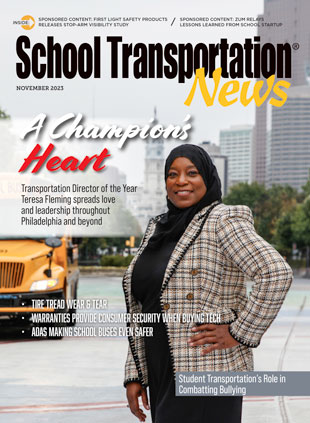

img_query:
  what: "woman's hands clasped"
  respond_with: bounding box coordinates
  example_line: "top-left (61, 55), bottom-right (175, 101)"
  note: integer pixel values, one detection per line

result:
top-left (188, 323), bottom-right (240, 354)
top-left (126, 382), bottom-right (150, 422)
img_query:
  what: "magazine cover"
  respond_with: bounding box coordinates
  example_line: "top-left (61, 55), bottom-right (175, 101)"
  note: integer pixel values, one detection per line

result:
top-left (0, 0), bottom-right (309, 422)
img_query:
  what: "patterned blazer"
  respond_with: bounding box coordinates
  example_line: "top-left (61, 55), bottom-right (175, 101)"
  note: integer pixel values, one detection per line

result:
top-left (122, 202), bottom-right (293, 388)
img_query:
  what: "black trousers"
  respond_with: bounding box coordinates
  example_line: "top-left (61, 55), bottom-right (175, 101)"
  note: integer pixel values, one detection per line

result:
top-left (152, 394), bottom-right (243, 423)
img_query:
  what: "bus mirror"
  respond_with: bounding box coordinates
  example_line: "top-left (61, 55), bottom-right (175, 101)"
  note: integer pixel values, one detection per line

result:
top-left (45, 237), bottom-right (62, 248)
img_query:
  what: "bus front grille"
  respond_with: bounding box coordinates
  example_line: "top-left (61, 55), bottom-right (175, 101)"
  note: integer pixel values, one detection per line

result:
top-left (0, 262), bottom-right (25, 288)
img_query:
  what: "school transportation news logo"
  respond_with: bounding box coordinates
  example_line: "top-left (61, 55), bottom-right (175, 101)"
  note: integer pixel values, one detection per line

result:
top-left (13, 15), bottom-right (35, 30)
top-left (15, 36), bottom-right (293, 108)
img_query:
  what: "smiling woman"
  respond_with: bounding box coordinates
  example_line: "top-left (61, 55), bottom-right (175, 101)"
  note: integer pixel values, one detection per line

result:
top-left (166, 157), bottom-right (207, 208)
top-left (122, 144), bottom-right (292, 423)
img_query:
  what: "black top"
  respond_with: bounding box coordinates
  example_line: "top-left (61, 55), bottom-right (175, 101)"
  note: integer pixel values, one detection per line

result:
top-left (132, 241), bottom-right (177, 422)
top-left (132, 241), bottom-right (177, 314)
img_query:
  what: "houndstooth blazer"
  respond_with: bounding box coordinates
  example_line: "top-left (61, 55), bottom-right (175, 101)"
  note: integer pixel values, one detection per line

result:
top-left (122, 202), bottom-right (293, 388)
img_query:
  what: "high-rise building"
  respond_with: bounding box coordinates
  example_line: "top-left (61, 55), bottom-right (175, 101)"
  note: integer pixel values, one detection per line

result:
top-left (266, 85), bottom-right (310, 190)
top-left (220, 125), bottom-right (253, 189)
top-left (253, 0), bottom-right (310, 184)
top-left (200, 141), bottom-right (228, 196)
top-left (128, 134), bottom-right (166, 231)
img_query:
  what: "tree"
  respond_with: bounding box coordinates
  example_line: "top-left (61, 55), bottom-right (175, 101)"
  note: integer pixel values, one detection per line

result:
top-left (224, 182), bottom-right (299, 248)
top-left (274, 211), bottom-right (295, 256)
top-left (223, 182), bottom-right (267, 212)
top-left (301, 175), bottom-right (310, 198)
top-left (291, 197), bottom-right (310, 275)
top-left (224, 182), bottom-right (298, 243)
top-left (225, 181), bottom-right (310, 268)
top-left (260, 184), bottom-right (298, 242)
top-left (291, 198), bottom-right (310, 247)
top-left (79, 238), bottom-right (107, 262)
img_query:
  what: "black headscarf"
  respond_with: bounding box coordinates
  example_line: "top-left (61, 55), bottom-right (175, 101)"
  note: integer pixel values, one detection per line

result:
top-left (147, 144), bottom-right (222, 249)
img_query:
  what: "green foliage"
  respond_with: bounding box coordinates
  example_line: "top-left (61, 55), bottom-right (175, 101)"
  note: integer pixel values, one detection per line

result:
top-left (287, 258), bottom-right (306, 268)
top-left (302, 176), bottom-right (310, 198)
top-left (273, 211), bottom-right (295, 256)
top-left (223, 182), bottom-right (267, 211)
top-left (100, 255), bottom-right (134, 267)
top-left (291, 198), bottom-right (310, 248)
top-left (0, 108), bottom-right (10, 119)
top-left (79, 238), bottom-right (107, 261)
top-left (258, 185), bottom-right (298, 242)
top-left (224, 182), bottom-right (298, 244)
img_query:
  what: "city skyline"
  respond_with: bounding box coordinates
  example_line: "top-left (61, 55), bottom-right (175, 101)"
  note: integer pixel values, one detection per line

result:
top-left (254, 0), bottom-right (310, 184)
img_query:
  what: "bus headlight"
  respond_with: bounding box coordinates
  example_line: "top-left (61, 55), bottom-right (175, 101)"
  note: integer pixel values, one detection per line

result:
top-left (30, 279), bottom-right (58, 291)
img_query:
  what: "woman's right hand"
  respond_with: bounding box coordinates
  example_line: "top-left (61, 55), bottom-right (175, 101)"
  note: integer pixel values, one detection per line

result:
top-left (126, 382), bottom-right (150, 422)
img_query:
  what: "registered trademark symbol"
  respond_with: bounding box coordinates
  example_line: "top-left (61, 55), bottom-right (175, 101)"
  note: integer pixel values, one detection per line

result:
top-left (292, 43), bottom-right (300, 50)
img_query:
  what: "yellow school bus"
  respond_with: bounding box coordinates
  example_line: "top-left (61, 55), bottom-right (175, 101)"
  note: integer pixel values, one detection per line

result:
top-left (0, 236), bottom-right (79, 333)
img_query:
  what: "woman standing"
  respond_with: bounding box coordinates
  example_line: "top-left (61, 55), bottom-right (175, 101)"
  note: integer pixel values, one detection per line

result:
top-left (123, 144), bottom-right (292, 423)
